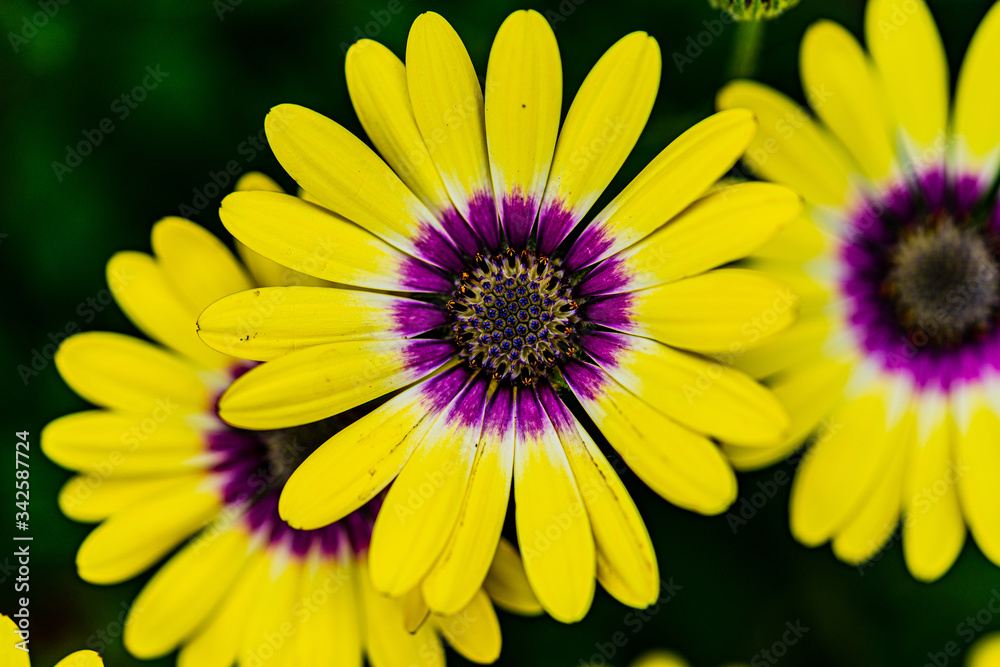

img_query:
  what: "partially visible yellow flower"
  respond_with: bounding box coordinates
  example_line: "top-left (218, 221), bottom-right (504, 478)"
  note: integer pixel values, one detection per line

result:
top-left (2, 615), bottom-right (103, 667)
top-left (969, 633), bottom-right (1000, 666)
top-left (718, 0), bottom-right (1000, 582)
top-left (42, 173), bottom-right (532, 666)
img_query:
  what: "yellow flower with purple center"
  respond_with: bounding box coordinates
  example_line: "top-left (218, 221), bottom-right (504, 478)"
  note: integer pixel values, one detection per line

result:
top-left (717, 0), bottom-right (1000, 580)
top-left (42, 174), bottom-right (535, 666)
top-left (198, 10), bottom-right (800, 622)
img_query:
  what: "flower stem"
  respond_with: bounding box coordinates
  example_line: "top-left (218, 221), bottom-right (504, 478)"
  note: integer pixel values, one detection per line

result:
top-left (727, 19), bottom-right (765, 79)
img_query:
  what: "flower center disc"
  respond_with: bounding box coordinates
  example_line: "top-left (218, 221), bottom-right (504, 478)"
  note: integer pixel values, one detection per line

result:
top-left (449, 249), bottom-right (579, 384)
top-left (886, 221), bottom-right (1000, 346)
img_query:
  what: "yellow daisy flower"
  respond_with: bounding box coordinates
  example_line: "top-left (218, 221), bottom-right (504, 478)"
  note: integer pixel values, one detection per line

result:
top-left (42, 173), bottom-right (534, 666)
top-left (969, 633), bottom-right (1000, 666)
top-left (197, 10), bottom-right (801, 623)
top-left (2, 615), bottom-right (103, 667)
top-left (717, 0), bottom-right (1000, 580)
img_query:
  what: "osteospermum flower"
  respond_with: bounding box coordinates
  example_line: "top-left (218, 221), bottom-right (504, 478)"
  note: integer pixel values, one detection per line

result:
top-left (198, 10), bottom-right (800, 622)
top-left (41, 174), bottom-right (534, 666)
top-left (3, 615), bottom-right (103, 667)
top-left (717, 0), bottom-right (1000, 580)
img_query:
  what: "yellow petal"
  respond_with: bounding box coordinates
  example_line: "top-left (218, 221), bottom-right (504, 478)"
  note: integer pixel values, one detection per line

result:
top-left (264, 103), bottom-right (458, 269)
top-left (218, 339), bottom-right (455, 430)
top-left (566, 109), bottom-right (757, 270)
top-left (591, 269), bottom-right (797, 354)
top-left (730, 315), bottom-right (833, 380)
top-left (198, 286), bottom-right (444, 361)
top-left (358, 558), bottom-right (445, 667)
top-left (750, 212), bottom-right (830, 263)
top-left (107, 251), bottom-right (229, 368)
top-left (482, 538), bottom-right (543, 616)
top-left (220, 191), bottom-right (452, 293)
top-left (564, 361), bottom-right (736, 515)
top-left (514, 387), bottom-right (595, 623)
top-left (407, 12), bottom-right (497, 247)
top-left (124, 527), bottom-right (250, 658)
top-left (632, 652), bottom-right (691, 667)
top-left (724, 359), bottom-right (851, 471)
top-left (369, 376), bottom-right (488, 596)
top-left (800, 21), bottom-right (894, 180)
top-left (585, 331), bottom-right (789, 448)
top-left (150, 217), bottom-right (254, 315)
top-left (42, 411), bottom-right (204, 476)
top-left (177, 550), bottom-right (267, 667)
top-left (235, 240), bottom-right (332, 289)
top-left (76, 476), bottom-right (220, 584)
top-left (238, 556), bottom-right (302, 667)
top-left (59, 475), bottom-right (197, 523)
top-left (903, 403), bottom-right (965, 581)
top-left (280, 368), bottom-right (468, 529)
top-left (716, 80), bottom-right (854, 206)
top-left (293, 559), bottom-right (362, 667)
top-left (543, 385), bottom-right (658, 608)
top-left (55, 331), bottom-right (207, 414)
top-left (485, 10), bottom-right (561, 247)
top-left (235, 171), bottom-right (284, 193)
top-left (958, 398), bottom-right (1000, 566)
top-left (789, 393), bottom-right (901, 546)
top-left (579, 182), bottom-right (802, 295)
top-left (832, 437), bottom-right (905, 565)
top-left (537, 32), bottom-right (660, 253)
top-left (422, 387), bottom-right (515, 615)
top-left (346, 39), bottom-right (452, 214)
top-left (2, 615), bottom-right (31, 667)
top-left (434, 590), bottom-right (501, 664)
top-left (954, 1), bottom-right (1000, 170)
top-left (54, 652), bottom-right (104, 667)
top-left (865, 0), bottom-right (948, 149)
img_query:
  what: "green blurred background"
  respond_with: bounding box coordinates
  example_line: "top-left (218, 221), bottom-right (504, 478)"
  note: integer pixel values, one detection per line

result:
top-left (4, 0), bottom-right (1000, 665)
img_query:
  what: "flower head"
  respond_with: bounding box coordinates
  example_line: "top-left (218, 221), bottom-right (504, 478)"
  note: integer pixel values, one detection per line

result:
top-left (709, 0), bottom-right (800, 21)
top-left (200, 10), bottom-right (799, 622)
top-left (717, 0), bottom-right (1000, 580)
top-left (42, 174), bottom-right (530, 665)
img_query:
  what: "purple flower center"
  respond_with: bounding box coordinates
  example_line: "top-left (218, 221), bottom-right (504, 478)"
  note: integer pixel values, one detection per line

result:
top-left (447, 248), bottom-right (580, 383)
top-left (209, 366), bottom-right (378, 556)
top-left (839, 169), bottom-right (1000, 391)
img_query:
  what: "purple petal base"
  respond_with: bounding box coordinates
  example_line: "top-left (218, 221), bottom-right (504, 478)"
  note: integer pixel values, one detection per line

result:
top-left (537, 201), bottom-right (577, 256)
top-left (500, 190), bottom-right (539, 250)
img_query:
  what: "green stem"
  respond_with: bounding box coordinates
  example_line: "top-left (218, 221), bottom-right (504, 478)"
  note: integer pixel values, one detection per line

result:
top-left (727, 19), bottom-right (765, 79)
